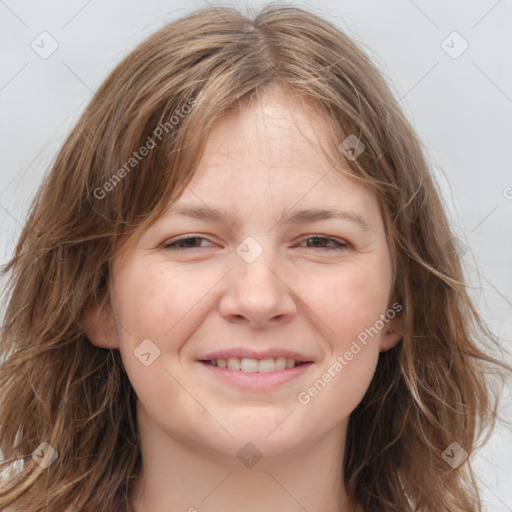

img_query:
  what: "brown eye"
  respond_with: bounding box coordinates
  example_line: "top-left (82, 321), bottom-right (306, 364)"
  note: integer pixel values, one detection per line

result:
top-left (163, 235), bottom-right (214, 251)
top-left (299, 235), bottom-right (349, 250)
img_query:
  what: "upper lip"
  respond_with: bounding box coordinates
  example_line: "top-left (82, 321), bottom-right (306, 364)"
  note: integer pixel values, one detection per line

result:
top-left (200, 348), bottom-right (314, 362)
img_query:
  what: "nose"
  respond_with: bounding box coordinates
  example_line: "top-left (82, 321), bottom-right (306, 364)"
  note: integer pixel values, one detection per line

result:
top-left (218, 242), bottom-right (298, 327)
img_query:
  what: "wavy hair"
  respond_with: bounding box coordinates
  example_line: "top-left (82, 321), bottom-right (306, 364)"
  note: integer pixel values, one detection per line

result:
top-left (0, 4), bottom-right (509, 511)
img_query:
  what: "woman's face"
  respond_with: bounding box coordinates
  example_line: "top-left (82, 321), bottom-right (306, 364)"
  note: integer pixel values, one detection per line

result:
top-left (89, 92), bottom-right (402, 465)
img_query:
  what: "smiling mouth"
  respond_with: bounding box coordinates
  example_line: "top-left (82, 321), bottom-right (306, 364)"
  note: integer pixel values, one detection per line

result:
top-left (200, 357), bottom-right (310, 373)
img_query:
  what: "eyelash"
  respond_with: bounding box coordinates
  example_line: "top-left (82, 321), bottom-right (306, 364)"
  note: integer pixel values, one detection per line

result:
top-left (162, 235), bottom-right (349, 252)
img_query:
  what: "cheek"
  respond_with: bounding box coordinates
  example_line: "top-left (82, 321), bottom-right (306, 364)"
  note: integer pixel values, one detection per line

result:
top-left (307, 259), bottom-right (392, 349)
top-left (109, 265), bottom-right (196, 423)
top-left (111, 261), bottom-right (205, 340)
top-left (294, 260), bottom-right (391, 425)
top-left (110, 261), bottom-right (223, 391)
top-left (108, 263), bottom-right (181, 379)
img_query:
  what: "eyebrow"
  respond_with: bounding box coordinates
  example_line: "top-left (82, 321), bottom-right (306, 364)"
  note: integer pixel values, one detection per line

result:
top-left (163, 205), bottom-right (371, 231)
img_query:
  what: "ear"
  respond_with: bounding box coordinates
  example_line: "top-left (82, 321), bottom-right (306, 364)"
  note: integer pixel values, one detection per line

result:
top-left (80, 294), bottom-right (120, 349)
top-left (378, 300), bottom-right (404, 352)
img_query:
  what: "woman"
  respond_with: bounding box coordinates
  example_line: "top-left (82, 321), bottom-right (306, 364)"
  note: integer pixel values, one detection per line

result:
top-left (0, 5), bottom-right (508, 511)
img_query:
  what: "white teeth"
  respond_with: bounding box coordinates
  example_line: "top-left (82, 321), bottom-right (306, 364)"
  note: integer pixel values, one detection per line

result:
top-left (227, 358), bottom-right (240, 371)
top-left (275, 357), bottom-right (287, 370)
top-left (210, 357), bottom-right (304, 373)
top-left (258, 358), bottom-right (275, 373)
top-left (240, 358), bottom-right (259, 372)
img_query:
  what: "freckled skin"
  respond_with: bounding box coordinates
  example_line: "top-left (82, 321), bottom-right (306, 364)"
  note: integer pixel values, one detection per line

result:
top-left (88, 91), bottom-right (403, 512)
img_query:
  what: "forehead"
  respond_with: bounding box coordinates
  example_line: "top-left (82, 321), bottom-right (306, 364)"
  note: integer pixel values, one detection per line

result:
top-left (173, 92), bottom-right (379, 220)
top-left (199, 92), bottom-right (334, 173)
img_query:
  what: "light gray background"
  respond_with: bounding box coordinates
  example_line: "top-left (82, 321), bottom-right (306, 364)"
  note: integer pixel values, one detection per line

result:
top-left (1, 0), bottom-right (511, 510)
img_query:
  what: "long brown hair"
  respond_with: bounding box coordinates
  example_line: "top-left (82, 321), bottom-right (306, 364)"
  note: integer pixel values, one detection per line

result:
top-left (0, 5), bottom-right (509, 511)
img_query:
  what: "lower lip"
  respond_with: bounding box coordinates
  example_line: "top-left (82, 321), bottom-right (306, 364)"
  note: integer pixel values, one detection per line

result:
top-left (198, 361), bottom-right (313, 390)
